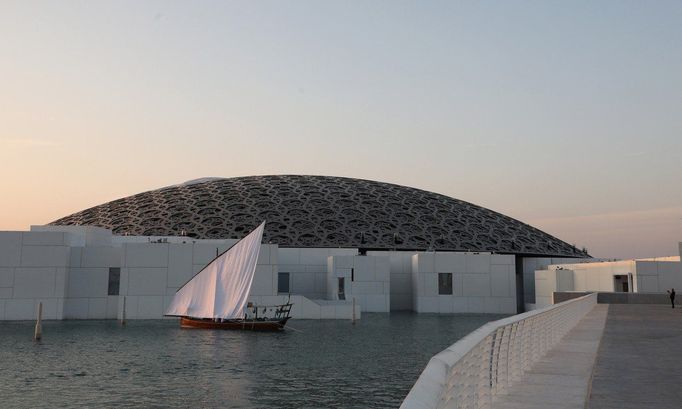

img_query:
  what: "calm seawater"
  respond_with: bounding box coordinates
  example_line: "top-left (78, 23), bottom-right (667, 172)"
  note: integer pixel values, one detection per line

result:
top-left (0, 313), bottom-right (502, 408)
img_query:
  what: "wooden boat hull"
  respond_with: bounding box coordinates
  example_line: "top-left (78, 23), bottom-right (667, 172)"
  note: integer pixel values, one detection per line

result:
top-left (180, 316), bottom-right (290, 331)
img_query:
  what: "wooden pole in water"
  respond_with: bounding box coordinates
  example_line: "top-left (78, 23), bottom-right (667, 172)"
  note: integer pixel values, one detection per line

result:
top-left (120, 296), bottom-right (127, 326)
top-left (34, 302), bottom-right (42, 341)
top-left (352, 297), bottom-right (356, 325)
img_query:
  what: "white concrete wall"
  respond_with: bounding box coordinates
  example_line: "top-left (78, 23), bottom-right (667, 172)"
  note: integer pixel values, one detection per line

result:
top-left (118, 240), bottom-right (278, 319)
top-left (278, 247), bottom-right (357, 299)
top-left (0, 231), bottom-right (72, 320)
top-left (522, 257), bottom-right (598, 305)
top-left (634, 260), bottom-right (682, 292)
top-left (64, 245), bottom-right (121, 319)
top-left (534, 258), bottom-right (682, 307)
top-left (368, 251), bottom-right (414, 310)
top-left (328, 255), bottom-right (390, 312)
top-left (32, 225), bottom-right (113, 247)
top-left (411, 252), bottom-right (516, 314)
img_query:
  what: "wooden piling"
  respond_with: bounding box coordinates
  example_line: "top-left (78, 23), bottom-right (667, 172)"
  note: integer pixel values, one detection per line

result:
top-left (120, 296), bottom-right (127, 326)
top-left (352, 297), bottom-right (356, 325)
top-left (34, 302), bottom-right (42, 341)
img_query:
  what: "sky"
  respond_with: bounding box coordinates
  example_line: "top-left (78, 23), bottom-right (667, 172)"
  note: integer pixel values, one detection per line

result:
top-left (1, 1), bottom-right (681, 259)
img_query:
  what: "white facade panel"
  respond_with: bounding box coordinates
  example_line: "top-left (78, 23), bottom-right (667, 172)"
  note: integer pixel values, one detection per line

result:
top-left (423, 273), bottom-right (438, 295)
top-left (638, 275), bottom-right (659, 292)
top-left (300, 248), bottom-right (332, 265)
top-left (167, 244), bottom-right (194, 288)
top-left (656, 262), bottom-right (682, 290)
top-left (13, 268), bottom-right (57, 298)
top-left (69, 247), bottom-right (82, 267)
top-left (278, 248), bottom-right (301, 265)
top-left (466, 297), bottom-right (485, 312)
top-left (492, 254), bottom-right (515, 265)
top-left (435, 253), bottom-right (465, 273)
top-left (124, 244), bottom-right (169, 268)
top-left (0, 244), bottom-right (22, 267)
top-left (438, 296), bottom-right (453, 313)
top-left (137, 296), bottom-right (164, 319)
top-left (490, 268), bottom-right (511, 297)
top-left (483, 297), bottom-right (501, 313)
top-left (126, 268), bottom-right (167, 296)
top-left (466, 254), bottom-right (491, 273)
top-left (81, 247), bottom-right (121, 268)
top-left (22, 231), bottom-right (66, 246)
top-left (250, 264), bottom-right (275, 296)
top-left (67, 268), bottom-right (108, 298)
top-left (291, 272), bottom-right (315, 294)
top-left (0, 232), bottom-right (23, 245)
top-left (88, 298), bottom-right (107, 319)
top-left (0, 267), bottom-right (14, 287)
top-left (416, 253), bottom-right (435, 273)
top-left (256, 245), bottom-right (270, 266)
top-left (5, 299), bottom-right (37, 320)
top-left (462, 275), bottom-right (491, 297)
top-left (20, 245), bottom-right (69, 267)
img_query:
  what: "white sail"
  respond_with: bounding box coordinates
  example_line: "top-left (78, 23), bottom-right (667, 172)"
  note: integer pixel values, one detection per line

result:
top-left (165, 222), bottom-right (266, 319)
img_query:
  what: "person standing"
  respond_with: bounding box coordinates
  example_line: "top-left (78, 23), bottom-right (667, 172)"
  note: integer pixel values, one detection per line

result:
top-left (667, 288), bottom-right (676, 309)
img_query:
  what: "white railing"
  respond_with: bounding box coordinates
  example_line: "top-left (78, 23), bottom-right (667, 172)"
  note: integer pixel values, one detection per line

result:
top-left (401, 293), bottom-right (597, 409)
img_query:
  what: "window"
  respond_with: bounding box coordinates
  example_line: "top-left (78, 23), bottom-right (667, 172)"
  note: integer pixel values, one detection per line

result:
top-left (278, 272), bottom-right (290, 294)
top-left (438, 273), bottom-right (453, 295)
top-left (108, 267), bottom-right (120, 295)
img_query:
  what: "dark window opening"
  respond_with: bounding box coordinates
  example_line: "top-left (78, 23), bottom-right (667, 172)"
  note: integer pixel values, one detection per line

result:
top-left (338, 277), bottom-right (346, 300)
top-left (351, 268), bottom-right (354, 282)
top-left (278, 272), bottom-right (290, 294)
top-left (108, 267), bottom-right (120, 296)
top-left (438, 273), bottom-right (453, 295)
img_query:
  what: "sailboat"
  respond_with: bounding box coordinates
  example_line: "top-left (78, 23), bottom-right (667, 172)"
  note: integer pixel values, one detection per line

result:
top-left (165, 221), bottom-right (293, 331)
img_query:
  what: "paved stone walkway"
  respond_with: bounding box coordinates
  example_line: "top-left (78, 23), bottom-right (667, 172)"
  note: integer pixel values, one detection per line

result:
top-left (493, 304), bottom-right (609, 409)
top-left (587, 304), bottom-right (682, 409)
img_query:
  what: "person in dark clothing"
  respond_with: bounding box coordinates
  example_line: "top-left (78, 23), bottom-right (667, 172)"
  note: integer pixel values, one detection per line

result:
top-left (667, 288), bottom-right (675, 309)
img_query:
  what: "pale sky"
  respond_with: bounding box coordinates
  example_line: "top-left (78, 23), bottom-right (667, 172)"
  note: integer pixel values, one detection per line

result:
top-left (1, 1), bottom-right (681, 259)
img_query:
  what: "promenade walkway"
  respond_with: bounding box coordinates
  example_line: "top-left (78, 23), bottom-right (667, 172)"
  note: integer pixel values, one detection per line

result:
top-left (492, 304), bottom-right (608, 409)
top-left (587, 304), bottom-right (682, 409)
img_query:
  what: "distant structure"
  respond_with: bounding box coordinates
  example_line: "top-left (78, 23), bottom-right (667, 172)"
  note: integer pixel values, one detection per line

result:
top-left (1, 175), bottom-right (599, 322)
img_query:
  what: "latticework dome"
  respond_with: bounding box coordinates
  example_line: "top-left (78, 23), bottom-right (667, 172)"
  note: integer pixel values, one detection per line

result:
top-left (50, 175), bottom-right (586, 257)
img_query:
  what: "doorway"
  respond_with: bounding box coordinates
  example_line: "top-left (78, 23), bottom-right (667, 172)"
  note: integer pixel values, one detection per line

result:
top-left (613, 275), bottom-right (630, 292)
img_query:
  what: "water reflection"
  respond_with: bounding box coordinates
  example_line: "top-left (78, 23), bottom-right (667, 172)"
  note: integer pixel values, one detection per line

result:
top-left (0, 313), bottom-right (503, 408)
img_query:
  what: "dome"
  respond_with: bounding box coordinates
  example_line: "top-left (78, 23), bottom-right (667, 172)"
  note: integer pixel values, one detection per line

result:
top-left (50, 175), bottom-right (586, 257)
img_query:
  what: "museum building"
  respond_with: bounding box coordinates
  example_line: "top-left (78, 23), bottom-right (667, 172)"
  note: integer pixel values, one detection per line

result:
top-left (0, 175), bottom-right (639, 321)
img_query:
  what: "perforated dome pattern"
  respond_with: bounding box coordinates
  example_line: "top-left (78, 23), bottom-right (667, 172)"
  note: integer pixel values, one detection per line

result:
top-left (50, 175), bottom-right (586, 257)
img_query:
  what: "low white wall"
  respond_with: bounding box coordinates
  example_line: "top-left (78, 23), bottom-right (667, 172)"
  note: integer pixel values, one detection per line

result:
top-left (401, 293), bottom-right (597, 409)
top-left (534, 259), bottom-right (682, 307)
top-left (522, 257), bottom-right (598, 304)
top-left (412, 252), bottom-right (516, 314)
top-left (327, 255), bottom-right (390, 312)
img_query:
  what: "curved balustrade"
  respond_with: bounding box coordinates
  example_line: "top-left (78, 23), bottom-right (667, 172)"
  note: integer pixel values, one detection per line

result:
top-left (401, 293), bottom-right (597, 409)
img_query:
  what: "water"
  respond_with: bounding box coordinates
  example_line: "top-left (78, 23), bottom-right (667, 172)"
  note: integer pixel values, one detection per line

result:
top-left (0, 313), bottom-right (503, 408)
